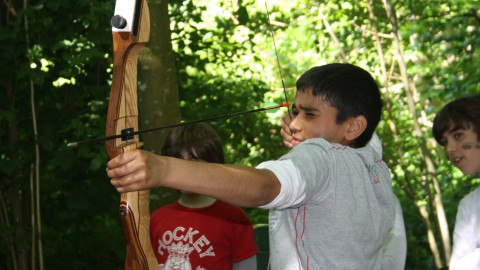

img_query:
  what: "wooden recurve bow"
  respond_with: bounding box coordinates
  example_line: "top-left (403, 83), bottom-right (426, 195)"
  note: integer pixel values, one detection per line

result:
top-left (101, 2), bottom-right (289, 268)
top-left (106, 0), bottom-right (157, 269)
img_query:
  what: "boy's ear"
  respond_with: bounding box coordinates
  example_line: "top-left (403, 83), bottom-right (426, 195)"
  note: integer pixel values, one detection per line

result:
top-left (345, 116), bottom-right (367, 140)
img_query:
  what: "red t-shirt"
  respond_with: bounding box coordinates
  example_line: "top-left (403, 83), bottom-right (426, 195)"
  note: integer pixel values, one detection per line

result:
top-left (150, 200), bottom-right (258, 270)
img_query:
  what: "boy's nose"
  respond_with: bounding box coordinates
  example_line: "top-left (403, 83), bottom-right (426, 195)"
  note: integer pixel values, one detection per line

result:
top-left (445, 141), bottom-right (457, 154)
top-left (289, 117), bottom-right (301, 134)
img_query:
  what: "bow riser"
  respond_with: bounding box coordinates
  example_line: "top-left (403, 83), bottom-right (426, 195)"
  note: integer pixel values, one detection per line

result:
top-left (106, 37), bottom-right (144, 156)
top-left (106, 0), bottom-right (157, 269)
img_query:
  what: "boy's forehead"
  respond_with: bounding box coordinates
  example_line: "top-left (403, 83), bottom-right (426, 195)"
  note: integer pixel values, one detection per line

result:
top-left (293, 92), bottom-right (340, 116)
top-left (295, 90), bottom-right (324, 101)
top-left (294, 92), bottom-right (319, 106)
top-left (443, 121), bottom-right (474, 135)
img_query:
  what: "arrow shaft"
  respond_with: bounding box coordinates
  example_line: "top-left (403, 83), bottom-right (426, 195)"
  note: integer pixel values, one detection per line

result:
top-left (67, 103), bottom-right (289, 147)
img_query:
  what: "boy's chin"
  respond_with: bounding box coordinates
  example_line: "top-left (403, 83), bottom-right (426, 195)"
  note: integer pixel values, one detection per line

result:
top-left (458, 168), bottom-right (479, 177)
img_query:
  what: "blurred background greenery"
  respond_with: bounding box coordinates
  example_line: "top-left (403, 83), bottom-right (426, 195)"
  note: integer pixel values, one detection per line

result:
top-left (1, 0), bottom-right (479, 269)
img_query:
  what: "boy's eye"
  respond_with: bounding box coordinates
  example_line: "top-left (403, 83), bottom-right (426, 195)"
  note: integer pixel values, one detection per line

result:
top-left (453, 132), bottom-right (464, 140)
top-left (440, 139), bottom-right (447, 147)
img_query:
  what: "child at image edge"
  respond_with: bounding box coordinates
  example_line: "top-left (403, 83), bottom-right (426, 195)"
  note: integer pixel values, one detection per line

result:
top-left (432, 95), bottom-right (480, 270)
top-left (107, 63), bottom-right (407, 269)
top-left (149, 123), bottom-right (258, 270)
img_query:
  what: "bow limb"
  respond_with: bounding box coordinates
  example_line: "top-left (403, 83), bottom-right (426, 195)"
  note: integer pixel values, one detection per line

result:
top-left (106, 0), bottom-right (157, 269)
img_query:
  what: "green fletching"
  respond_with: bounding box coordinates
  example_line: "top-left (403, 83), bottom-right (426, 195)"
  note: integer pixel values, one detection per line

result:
top-left (263, 102), bottom-right (280, 114)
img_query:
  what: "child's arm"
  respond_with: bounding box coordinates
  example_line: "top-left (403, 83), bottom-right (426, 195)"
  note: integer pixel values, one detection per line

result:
top-left (107, 149), bottom-right (281, 207)
top-left (450, 199), bottom-right (480, 270)
top-left (381, 197), bottom-right (407, 270)
top-left (233, 255), bottom-right (257, 270)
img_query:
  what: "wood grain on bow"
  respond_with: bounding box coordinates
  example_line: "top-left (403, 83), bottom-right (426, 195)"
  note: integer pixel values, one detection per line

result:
top-left (107, 0), bottom-right (157, 269)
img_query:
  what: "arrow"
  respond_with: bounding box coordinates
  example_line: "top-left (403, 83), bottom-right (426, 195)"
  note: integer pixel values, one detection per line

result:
top-left (67, 102), bottom-right (290, 147)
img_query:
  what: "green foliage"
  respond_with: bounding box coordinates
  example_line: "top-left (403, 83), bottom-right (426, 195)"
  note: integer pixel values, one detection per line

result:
top-left (169, 0), bottom-right (291, 166)
top-left (1, 0), bottom-right (480, 269)
top-left (1, 0), bottom-right (126, 268)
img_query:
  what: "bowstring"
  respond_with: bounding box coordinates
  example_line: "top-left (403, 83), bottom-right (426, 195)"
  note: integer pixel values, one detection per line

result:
top-left (264, 1), bottom-right (292, 119)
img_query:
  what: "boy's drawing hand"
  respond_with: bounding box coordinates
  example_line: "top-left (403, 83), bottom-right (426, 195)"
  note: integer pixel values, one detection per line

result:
top-left (107, 149), bottom-right (159, 193)
top-left (280, 113), bottom-right (294, 148)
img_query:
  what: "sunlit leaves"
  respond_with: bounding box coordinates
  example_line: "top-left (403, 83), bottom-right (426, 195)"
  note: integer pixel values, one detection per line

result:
top-left (2, 0), bottom-right (479, 268)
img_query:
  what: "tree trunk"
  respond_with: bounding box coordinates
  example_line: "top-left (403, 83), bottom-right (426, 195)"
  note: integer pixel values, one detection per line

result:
top-left (24, 0), bottom-right (44, 267)
top-left (138, 0), bottom-right (181, 209)
top-left (138, 0), bottom-right (181, 154)
top-left (380, 0), bottom-right (451, 267)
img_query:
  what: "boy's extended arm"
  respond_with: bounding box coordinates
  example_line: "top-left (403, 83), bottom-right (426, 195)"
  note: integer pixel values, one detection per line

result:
top-left (107, 149), bottom-right (281, 207)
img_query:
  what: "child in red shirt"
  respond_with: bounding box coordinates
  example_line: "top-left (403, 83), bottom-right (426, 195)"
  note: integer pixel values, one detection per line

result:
top-left (149, 123), bottom-right (258, 270)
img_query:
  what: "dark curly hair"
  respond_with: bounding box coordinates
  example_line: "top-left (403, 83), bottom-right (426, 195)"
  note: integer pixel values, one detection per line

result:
top-left (296, 63), bottom-right (383, 148)
top-left (161, 123), bottom-right (225, 164)
top-left (433, 95), bottom-right (480, 145)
